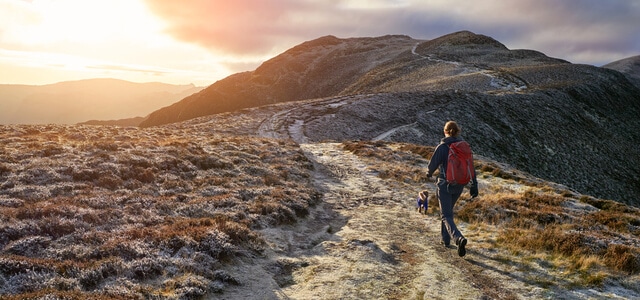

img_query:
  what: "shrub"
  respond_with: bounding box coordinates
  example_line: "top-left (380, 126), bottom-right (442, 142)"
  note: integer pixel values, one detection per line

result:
top-left (38, 217), bottom-right (80, 239)
top-left (127, 257), bottom-right (164, 280)
top-left (0, 163), bottom-right (11, 176)
top-left (187, 154), bottom-right (233, 170)
top-left (198, 230), bottom-right (236, 259)
top-left (580, 197), bottom-right (635, 213)
top-left (4, 236), bottom-right (52, 257)
top-left (398, 143), bottom-right (435, 159)
top-left (79, 258), bottom-right (125, 290)
top-left (96, 175), bottom-right (123, 190)
top-left (40, 144), bottom-right (65, 157)
top-left (343, 140), bottom-right (388, 158)
top-left (251, 200), bottom-right (297, 225)
top-left (164, 274), bottom-right (214, 298)
top-left (604, 244), bottom-right (640, 274)
top-left (120, 166), bottom-right (155, 183)
top-left (93, 141), bottom-right (118, 152)
top-left (264, 174), bottom-right (282, 186)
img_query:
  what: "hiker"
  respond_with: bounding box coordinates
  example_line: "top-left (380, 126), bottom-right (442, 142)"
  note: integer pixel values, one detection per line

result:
top-left (426, 121), bottom-right (478, 257)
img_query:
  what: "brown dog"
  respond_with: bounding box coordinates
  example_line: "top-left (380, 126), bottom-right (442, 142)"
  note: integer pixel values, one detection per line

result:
top-left (416, 190), bottom-right (429, 214)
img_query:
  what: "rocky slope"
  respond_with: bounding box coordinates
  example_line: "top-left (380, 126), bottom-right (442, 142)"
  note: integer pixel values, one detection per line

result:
top-left (141, 31), bottom-right (640, 205)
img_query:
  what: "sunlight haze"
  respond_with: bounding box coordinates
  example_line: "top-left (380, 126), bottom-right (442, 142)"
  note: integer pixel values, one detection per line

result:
top-left (0, 0), bottom-right (638, 86)
top-left (0, 0), bottom-right (242, 86)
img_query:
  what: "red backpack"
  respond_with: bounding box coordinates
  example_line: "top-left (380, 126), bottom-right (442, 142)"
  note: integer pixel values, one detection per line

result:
top-left (446, 141), bottom-right (475, 185)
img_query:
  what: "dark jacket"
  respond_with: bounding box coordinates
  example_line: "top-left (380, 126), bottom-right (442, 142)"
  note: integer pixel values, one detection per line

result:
top-left (427, 136), bottom-right (478, 196)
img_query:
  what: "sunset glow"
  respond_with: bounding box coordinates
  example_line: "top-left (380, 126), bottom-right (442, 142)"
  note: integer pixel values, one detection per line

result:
top-left (0, 0), bottom-right (240, 86)
top-left (1, 0), bottom-right (638, 86)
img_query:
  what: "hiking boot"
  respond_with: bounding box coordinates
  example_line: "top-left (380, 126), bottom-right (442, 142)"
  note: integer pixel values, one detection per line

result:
top-left (456, 237), bottom-right (467, 257)
top-left (440, 240), bottom-right (450, 247)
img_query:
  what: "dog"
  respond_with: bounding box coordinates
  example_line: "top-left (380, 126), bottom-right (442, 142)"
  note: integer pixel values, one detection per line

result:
top-left (416, 190), bottom-right (429, 214)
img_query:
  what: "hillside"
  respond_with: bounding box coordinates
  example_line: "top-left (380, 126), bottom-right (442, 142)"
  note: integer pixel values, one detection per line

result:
top-left (140, 31), bottom-right (640, 205)
top-left (603, 55), bottom-right (640, 82)
top-left (1, 111), bottom-right (639, 299)
top-left (139, 30), bottom-right (571, 127)
top-left (0, 79), bottom-right (203, 125)
top-left (139, 35), bottom-right (420, 128)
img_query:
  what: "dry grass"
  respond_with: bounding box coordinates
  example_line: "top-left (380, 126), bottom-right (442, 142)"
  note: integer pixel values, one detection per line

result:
top-left (343, 140), bottom-right (640, 290)
top-left (342, 141), bottom-right (435, 184)
top-left (0, 124), bottom-right (319, 299)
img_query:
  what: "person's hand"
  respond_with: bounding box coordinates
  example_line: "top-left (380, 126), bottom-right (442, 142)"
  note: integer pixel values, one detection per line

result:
top-left (470, 185), bottom-right (479, 198)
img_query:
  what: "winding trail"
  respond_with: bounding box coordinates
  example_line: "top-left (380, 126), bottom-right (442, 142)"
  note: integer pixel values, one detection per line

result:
top-left (411, 42), bottom-right (527, 92)
top-left (253, 106), bottom-right (518, 298)
top-left (278, 142), bottom-right (484, 299)
top-left (256, 95), bottom-right (369, 143)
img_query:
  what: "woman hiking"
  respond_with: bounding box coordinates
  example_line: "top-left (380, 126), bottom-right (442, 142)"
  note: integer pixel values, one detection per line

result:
top-left (427, 121), bottom-right (478, 257)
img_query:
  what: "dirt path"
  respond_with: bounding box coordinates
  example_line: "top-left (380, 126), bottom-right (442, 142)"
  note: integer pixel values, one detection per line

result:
top-left (287, 142), bottom-right (484, 299)
top-left (222, 141), bottom-right (521, 299)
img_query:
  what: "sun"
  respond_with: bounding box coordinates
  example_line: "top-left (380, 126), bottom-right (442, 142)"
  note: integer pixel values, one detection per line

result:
top-left (0, 0), bottom-right (225, 85)
top-left (15, 0), bottom-right (165, 46)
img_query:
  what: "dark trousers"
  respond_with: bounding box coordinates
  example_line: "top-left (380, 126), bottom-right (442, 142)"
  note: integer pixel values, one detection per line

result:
top-left (436, 179), bottom-right (464, 244)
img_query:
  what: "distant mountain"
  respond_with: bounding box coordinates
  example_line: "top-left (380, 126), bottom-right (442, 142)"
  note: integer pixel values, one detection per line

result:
top-left (139, 30), bottom-right (640, 205)
top-left (0, 78), bottom-right (204, 124)
top-left (77, 116), bottom-right (146, 127)
top-left (603, 55), bottom-right (640, 81)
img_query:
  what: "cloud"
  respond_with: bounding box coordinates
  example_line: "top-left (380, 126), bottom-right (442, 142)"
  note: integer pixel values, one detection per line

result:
top-left (144, 0), bottom-right (315, 56)
top-left (144, 0), bottom-right (639, 66)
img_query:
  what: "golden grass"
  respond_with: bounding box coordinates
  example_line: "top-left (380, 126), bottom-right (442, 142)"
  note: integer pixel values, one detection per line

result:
top-left (344, 140), bottom-right (640, 289)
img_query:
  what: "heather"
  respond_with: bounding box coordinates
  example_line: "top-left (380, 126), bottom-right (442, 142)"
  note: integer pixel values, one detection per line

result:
top-left (0, 124), bottom-right (319, 299)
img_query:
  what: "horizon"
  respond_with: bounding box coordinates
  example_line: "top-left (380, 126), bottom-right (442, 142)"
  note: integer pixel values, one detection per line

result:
top-left (1, 0), bottom-right (639, 87)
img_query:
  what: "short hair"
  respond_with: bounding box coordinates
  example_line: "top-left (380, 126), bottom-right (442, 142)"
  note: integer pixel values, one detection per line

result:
top-left (444, 121), bottom-right (461, 137)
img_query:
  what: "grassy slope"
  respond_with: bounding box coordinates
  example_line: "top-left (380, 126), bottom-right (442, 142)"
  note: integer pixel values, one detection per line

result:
top-left (0, 124), bottom-right (318, 299)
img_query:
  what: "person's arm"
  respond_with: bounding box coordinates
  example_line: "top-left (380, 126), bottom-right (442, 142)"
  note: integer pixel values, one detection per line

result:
top-left (470, 162), bottom-right (479, 197)
top-left (427, 144), bottom-right (446, 178)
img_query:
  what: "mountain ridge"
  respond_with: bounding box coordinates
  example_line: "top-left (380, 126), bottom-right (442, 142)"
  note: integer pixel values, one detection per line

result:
top-left (139, 30), bottom-right (576, 128)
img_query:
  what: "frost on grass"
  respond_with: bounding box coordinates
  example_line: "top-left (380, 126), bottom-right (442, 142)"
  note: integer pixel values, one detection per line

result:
top-left (0, 124), bottom-right (319, 299)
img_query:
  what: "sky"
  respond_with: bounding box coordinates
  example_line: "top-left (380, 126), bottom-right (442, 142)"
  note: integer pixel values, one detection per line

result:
top-left (0, 0), bottom-right (638, 87)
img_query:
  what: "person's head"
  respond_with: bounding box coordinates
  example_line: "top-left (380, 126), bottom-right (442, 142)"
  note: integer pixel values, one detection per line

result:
top-left (444, 121), bottom-right (460, 137)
